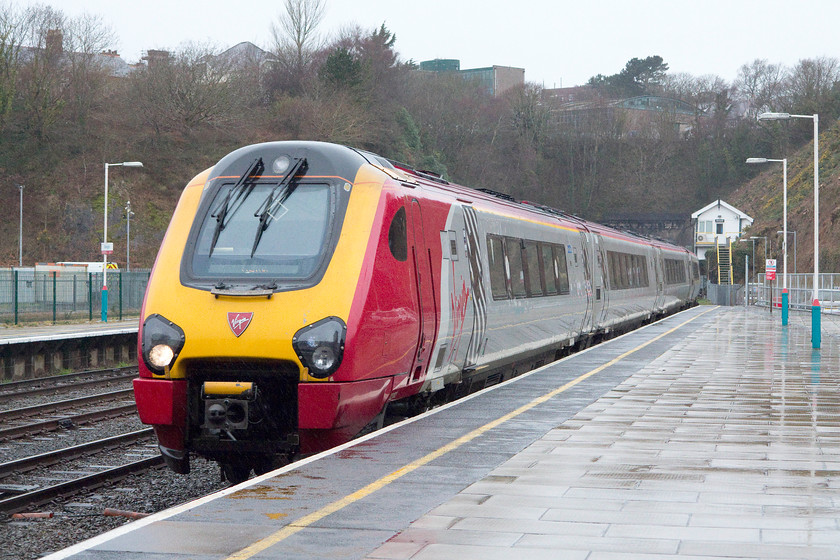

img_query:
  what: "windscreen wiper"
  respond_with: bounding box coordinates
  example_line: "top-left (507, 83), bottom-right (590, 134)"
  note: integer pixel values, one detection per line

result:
top-left (249, 157), bottom-right (308, 258)
top-left (208, 157), bottom-right (264, 257)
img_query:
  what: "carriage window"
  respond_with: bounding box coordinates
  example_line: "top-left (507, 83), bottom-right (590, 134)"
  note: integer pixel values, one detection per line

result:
top-left (488, 235), bottom-right (508, 300)
top-left (554, 245), bottom-right (570, 294)
top-left (506, 238), bottom-right (527, 298)
top-left (388, 207), bottom-right (407, 261)
top-left (524, 241), bottom-right (542, 296)
top-left (541, 244), bottom-right (557, 295)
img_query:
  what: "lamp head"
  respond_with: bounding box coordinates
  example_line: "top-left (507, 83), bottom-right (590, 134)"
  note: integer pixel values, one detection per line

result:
top-left (758, 112), bottom-right (791, 121)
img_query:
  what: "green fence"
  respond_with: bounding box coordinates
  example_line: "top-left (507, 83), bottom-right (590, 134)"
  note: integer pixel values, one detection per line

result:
top-left (0, 269), bottom-right (150, 324)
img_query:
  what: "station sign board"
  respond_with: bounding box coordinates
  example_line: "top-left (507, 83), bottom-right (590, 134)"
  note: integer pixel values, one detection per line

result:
top-left (101, 242), bottom-right (114, 255)
top-left (766, 259), bottom-right (776, 281)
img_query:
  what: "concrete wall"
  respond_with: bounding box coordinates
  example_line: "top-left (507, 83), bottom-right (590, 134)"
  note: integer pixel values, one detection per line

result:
top-left (0, 332), bottom-right (136, 380)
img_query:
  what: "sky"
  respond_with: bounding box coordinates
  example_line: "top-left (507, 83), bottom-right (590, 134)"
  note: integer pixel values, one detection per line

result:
top-left (27, 0), bottom-right (840, 88)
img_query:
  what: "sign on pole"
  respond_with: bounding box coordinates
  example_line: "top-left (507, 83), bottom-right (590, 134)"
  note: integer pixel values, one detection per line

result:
top-left (766, 259), bottom-right (777, 281)
top-left (101, 242), bottom-right (114, 255)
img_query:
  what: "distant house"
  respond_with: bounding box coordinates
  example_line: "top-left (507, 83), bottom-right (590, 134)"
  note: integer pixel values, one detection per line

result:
top-left (19, 29), bottom-right (134, 78)
top-left (418, 59), bottom-right (525, 97)
top-left (691, 200), bottom-right (753, 260)
top-left (545, 88), bottom-right (700, 138)
top-left (210, 41), bottom-right (275, 73)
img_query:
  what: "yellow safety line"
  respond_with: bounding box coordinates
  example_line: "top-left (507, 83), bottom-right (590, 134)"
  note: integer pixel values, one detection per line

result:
top-left (226, 306), bottom-right (717, 560)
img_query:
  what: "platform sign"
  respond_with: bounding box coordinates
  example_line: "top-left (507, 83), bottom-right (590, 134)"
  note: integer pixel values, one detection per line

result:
top-left (766, 259), bottom-right (776, 281)
top-left (100, 242), bottom-right (113, 255)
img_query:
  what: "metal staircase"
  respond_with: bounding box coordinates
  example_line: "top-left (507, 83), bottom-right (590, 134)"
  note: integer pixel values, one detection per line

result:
top-left (716, 239), bottom-right (733, 285)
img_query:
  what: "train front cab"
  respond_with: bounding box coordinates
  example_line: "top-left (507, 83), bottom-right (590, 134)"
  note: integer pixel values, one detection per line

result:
top-left (135, 143), bottom-right (436, 480)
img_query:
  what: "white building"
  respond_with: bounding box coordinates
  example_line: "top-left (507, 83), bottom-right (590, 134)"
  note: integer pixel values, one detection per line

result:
top-left (691, 200), bottom-right (753, 260)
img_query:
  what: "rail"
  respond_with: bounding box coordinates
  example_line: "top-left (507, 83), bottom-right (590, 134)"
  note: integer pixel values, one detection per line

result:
top-left (748, 273), bottom-right (840, 312)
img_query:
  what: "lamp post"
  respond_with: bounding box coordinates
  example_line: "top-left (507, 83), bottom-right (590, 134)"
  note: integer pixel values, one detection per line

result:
top-left (777, 230), bottom-right (797, 275)
top-left (747, 237), bottom-right (758, 304)
top-left (750, 236), bottom-right (768, 308)
top-left (125, 200), bottom-right (134, 272)
top-left (103, 161), bottom-right (143, 322)
top-left (747, 157), bottom-right (788, 324)
top-left (17, 184), bottom-right (23, 267)
top-left (759, 111), bottom-right (820, 348)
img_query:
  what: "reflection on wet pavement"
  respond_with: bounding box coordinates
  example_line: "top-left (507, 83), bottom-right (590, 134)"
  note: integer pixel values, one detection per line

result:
top-left (374, 307), bottom-right (840, 559)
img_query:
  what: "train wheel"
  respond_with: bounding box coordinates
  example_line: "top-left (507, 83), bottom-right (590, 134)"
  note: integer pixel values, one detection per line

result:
top-left (221, 460), bottom-right (251, 485)
top-left (253, 454), bottom-right (289, 476)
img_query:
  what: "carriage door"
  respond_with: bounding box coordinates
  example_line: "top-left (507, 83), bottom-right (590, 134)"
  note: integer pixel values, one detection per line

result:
top-left (593, 233), bottom-right (608, 328)
top-left (654, 246), bottom-right (665, 310)
top-left (409, 199), bottom-right (437, 383)
top-left (578, 231), bottom-right (593, 334)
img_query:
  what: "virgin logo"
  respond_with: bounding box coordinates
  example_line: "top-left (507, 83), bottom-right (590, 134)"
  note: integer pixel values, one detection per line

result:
top-left (227, 312), bottom-right (253, 337)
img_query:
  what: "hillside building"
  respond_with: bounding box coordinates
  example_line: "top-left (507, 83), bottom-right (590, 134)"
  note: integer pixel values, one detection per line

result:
top-left (691, 200), bottom-right (753, 260)
top-left (419, 59), bottom-right (525, 96)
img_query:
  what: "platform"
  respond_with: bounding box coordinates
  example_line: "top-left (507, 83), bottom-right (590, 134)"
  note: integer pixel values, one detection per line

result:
top-left (0, 319), bottom-right (138, 380)
top-left (45, 305), bottom-right (840, 559)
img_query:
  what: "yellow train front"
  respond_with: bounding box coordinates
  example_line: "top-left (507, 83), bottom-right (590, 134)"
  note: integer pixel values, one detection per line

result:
top-left (134, 141), bottom-right (425, 482)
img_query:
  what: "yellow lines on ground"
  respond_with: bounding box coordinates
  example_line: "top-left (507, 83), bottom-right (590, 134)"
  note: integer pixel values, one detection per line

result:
top-left (226, 306), bottom-right (717, 560)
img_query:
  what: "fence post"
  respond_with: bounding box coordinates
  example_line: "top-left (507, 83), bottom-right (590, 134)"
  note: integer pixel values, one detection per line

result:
top-left (119, 271), bottom-right (123, 321)
top-left (88, 272), bottom-right (93, 321)
top-left (52, 271), bottom-right (57, 323)
top-left (14, 269), bottom-right (18, 325)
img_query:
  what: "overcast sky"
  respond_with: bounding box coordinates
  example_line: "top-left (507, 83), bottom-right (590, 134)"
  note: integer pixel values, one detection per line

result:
top-left (30, 0), bottom-right (840, 88)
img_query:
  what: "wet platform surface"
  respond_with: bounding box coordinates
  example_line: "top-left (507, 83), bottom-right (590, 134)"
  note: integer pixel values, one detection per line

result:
top-left (45, 306), bottom-right (840, 560)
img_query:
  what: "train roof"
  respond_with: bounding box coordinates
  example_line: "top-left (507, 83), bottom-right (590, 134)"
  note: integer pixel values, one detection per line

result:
top-left (386, 159), bottom-right (692, 256)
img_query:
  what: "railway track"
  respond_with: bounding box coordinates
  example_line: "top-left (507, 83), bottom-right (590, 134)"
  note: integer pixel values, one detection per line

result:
top-left (0, 366), bottom-right (137, 404)
top-left (0, 390), bottom-right (137, 440)
top-left (0, 367), bottom-right (169, 517)
top-left (0, 430), bottom-right (161, 514)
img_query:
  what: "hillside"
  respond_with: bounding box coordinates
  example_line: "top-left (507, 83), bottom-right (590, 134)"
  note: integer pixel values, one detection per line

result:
top-left (730, 117), bottom-right (840, 274)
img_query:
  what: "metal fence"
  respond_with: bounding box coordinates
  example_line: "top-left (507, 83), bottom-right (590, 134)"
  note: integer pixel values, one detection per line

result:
top-left (750, 273), bottom-right (840, 313)
top-left (0, 269), bottom-right (150, 324)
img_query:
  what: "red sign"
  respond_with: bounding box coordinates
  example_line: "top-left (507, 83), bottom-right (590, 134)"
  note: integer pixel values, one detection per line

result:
top-left (767, 269), bottom-right (776, 281)
top-left (227, 312), bottom-right (253, 337)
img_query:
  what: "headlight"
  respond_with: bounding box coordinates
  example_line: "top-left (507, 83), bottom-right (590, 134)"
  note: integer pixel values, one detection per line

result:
top-left (142, 314), bottom-right (186, 374)
top-left (292, 317), bottom-right (346, 378)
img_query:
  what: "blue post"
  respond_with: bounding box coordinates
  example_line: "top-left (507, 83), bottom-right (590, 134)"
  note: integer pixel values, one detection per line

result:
top-left (101, 285), bottom-right (108, 323)
top-left (782, 289), bottom-right (789, 326)
top-left (812, 299), bottom-right (821, 349)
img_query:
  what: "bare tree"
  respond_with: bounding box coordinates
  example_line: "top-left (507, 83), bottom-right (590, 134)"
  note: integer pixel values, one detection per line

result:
top-left (734, 59), bottom-right (785, 118)
top-left (63, 12), bottom-right (115, 130)
top-left (128, 43), bottom-right (249, 136)
top-left (783, 56), bottom-right (840, 115)
top-left (268, 0), bottom-right (327, 94)
top-left (0, 2), bottom-right (26, 131)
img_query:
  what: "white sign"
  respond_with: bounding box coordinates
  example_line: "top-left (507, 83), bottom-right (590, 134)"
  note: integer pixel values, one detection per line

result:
top-left (101, 242), bottom-right (114, 255)
top-left (766, 259), bottom-right (776, 270)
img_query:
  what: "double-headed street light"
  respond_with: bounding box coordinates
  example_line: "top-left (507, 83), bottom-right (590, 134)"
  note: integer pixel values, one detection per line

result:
top-left (103, 161), bottom-right (143, 322)
top-left (747, 157), bottom-right (788, 325)
top-left (758, 112), bottom-right (820, 348)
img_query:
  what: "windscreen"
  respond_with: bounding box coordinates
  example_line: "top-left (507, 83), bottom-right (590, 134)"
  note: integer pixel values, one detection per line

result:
top-left (190, 182), bottom-right (333, 279)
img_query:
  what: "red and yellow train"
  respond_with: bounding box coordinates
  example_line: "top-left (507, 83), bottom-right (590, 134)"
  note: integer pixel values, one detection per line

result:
top-left (134, 141), bottom-right (699, 482)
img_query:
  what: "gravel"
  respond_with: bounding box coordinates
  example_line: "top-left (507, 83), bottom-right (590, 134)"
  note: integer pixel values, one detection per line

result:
top-left (2, 456), bottom-right (227, 560)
